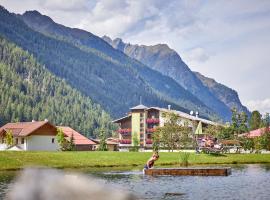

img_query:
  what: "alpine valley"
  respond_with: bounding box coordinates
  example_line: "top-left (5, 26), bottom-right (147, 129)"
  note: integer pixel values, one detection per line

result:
top-left (0, 5), bottom-right (249, 136)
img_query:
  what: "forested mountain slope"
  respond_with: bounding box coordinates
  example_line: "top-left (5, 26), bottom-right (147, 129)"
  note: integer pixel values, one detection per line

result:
top-left (194, 72), bottom-right (249, 114)
top-left (19, 10), bottom-right (220, 120)
top-left (0, 6), bottom-right (188, 118)
top-left (103, 36), bottom-right (236, 121)
top-left (0, 37), bottom-right (114, 137)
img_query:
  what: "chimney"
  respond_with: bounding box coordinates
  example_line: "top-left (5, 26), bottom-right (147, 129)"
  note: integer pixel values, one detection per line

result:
top-left (168, 105), bottom-right (171, 110)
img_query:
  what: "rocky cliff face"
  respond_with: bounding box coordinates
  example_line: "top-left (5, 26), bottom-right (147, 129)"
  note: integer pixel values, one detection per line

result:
top-left (19, 10), bottom-right (221, 120)
top-left (103, 36), bottom-right (235, 121)
top-left (194, 72), bottom-right (249, 114)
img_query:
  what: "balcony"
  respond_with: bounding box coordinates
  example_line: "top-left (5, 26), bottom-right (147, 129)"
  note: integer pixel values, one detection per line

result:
top-left (146, 118), bottom-right (159, 124)
top-left (145, 139), bottom-right (153, 147)
top-left (146, 139), bottom-right (153, 144)
top-left (119, 139), bottom-right (132, 147)
top-left (146, 128), bottom-right (156, 133)
top-left (118, 128), bottom-right (131, 135)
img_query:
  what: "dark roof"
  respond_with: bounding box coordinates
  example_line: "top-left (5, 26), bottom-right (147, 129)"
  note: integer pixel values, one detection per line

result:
top-left (112, 115), bottom-right (131, 123)
top-left (130, 104), bottom-right (148, 110)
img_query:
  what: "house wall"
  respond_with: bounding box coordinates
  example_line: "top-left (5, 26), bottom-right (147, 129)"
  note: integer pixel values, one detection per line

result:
top-left (120, 118), bottom-right (131, 129)
top-left (107, 144), bottom-right (118, 151)
top-left (0, 136), bottom-right (6, 150)
top-left (16, 137), bottom-right (26, 150)
top-left (75, 145), bottom-right (93, 151)
top-left (131, 112), bottom-right (141, 146)
top-left (26, 135), bottom-right (59, 151)
top-left (32, 124), bottom-right (57, 136)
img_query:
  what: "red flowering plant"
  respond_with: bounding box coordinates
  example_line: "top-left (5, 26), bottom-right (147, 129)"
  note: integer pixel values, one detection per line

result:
top-left (146, 128), bottom-right (156, 133)
top-left (118, 128), bottom-right (131, 134)
top-left (146, 118), bottom-right (160, 124)
top-left (119, 139), bottom-right (132, 144)
top-left (146, 139), bottom-right (153, 144)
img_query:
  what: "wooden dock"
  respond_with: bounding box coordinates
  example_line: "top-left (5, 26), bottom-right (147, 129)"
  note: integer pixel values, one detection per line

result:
top-left (144, 167), bottom-right (231, 176)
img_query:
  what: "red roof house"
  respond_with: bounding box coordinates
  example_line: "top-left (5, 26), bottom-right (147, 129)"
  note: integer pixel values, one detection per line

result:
top-left (243, 126), bottom-right (270, 138)
top-left (0, 121), bottom-right (58, 151)
top-left (57, 126), bottom-right (96, 151)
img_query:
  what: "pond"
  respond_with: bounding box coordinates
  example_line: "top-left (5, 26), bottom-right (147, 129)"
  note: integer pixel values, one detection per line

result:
top-left (1, 164), bottom-right (270, 200)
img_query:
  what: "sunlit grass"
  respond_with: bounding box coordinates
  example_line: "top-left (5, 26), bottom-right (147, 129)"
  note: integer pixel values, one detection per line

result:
top-left (0, 151), bottom-right (270, 170)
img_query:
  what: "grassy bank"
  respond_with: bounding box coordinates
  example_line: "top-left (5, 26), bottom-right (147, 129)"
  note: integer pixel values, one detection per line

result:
top-left (0, 151), bottom-right (270, 170)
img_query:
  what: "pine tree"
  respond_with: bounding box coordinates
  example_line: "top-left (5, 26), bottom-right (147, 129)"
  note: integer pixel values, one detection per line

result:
top-left (249, 110), bottom-right (261, 130)
top-left (4, 130), bottom-right (14, 148)
top-left (56, 128), bottom-right (67, 151)
top-left (97, 128), bottom-right (107, 151)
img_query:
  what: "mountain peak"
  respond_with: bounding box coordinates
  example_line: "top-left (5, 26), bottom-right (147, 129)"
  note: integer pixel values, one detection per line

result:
top-left (22, 10), bottom-right (54, 25)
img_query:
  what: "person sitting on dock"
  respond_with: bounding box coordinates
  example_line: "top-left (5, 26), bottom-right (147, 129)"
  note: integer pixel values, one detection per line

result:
top-left (144, 152), bottom-right (159, 170)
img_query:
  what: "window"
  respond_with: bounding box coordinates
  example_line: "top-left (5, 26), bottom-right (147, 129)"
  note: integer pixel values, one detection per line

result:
top-left (15, 138), bottom-right (18, 145)
top-left (140, 113), bottom-right (144, 117)
top-left (21, 138), bottom-right (24, 144)
top-left (52, 138), bottom-right (55, 143)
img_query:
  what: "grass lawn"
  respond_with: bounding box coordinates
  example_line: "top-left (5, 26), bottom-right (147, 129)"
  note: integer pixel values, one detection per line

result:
top-left (0, 151), bottom-right (270, 170)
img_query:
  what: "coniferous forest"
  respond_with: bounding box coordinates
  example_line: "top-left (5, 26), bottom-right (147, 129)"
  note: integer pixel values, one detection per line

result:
top-left (0, 37), bottom-right (114, 137)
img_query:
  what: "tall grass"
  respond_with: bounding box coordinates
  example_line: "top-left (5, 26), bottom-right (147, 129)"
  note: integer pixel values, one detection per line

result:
top-left (179, 152), bottom-right (191, 167)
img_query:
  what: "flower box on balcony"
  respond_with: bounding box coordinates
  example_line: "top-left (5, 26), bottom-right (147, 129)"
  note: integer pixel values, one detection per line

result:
top-left (119, 139), bottom-right (131, 144)
top-left (146, 128), bottom-right (156, 133)
top-left (146, 139), bottom-right (153, 144)
top-left (146, 118), bottom-right (160, 124)
top-left (118, 128), bottom-right (131, 134)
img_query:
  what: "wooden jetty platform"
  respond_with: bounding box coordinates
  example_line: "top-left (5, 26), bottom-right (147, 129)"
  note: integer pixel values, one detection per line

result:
top-left (144, 167), bottom-right (231, 176)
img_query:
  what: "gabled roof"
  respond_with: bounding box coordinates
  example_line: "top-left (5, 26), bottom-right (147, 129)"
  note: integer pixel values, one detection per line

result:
top-left (0, 121), bottom-right (56, 137)
top-left (147, 107), bottom-right (220, 126)
top-left (112, 115), bottom-right (131, 123)
top-left (57, 126), bottom-right (96, 145)
top-left (243, 126), bottom-right (270, 138)
top-left (130, 104), bottom-right (148, 110)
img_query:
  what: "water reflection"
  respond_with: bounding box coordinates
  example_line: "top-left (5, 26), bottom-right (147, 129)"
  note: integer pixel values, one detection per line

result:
top-left (90, 164), bottom-right (270, 200)
top-left (1, 164), bottom-right (270, 200)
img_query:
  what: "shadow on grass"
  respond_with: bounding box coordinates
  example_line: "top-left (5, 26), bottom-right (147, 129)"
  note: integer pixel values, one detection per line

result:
top-left (207, 153), bottom-right (227, 157)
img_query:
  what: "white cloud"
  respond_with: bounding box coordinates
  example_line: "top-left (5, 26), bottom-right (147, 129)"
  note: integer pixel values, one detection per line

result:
top-left (40, 0), bottom-right (89, 11)
top-left (246, 99), bottom-right (270, 114)
top-left (183, 47), bottom-right (209, 64)
top-left (76, 0), bottom-right (160, 38)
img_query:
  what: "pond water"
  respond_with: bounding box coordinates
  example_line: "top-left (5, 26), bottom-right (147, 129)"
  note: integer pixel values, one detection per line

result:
top-left (1, 164), bottom-right (270, 200)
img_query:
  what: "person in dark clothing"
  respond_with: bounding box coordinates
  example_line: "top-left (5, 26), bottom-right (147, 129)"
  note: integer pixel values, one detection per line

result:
top-left (144, 152), bottom-right (159, 170)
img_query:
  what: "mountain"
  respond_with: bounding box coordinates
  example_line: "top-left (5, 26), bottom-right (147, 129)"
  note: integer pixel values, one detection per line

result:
top-left (102, 36), bottom-right (247, 121)
top-left (17, 9), bottom-right (220, 119)
top-left (194, 72), bottom-right (249, 114)
top-left (0, 6), bottom-right (190, 120)
top-left (0, 36), bottom-right (114, 137)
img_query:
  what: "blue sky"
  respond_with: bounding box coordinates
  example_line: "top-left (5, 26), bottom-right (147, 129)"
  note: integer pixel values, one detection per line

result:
top-left (1, 0), bottom-right (270, 114)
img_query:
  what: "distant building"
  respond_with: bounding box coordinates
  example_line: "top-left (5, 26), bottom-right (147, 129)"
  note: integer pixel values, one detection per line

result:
top-left (0, 121), bottom-right (59, 151)
top-left (92, 138), bottom-right (119, 151)
top-left (57, 126), bottom-right (96, 151)
top-left (113, 104), bottom-right (220, 151)
top-left (242, 127), bottom-right (270, 138)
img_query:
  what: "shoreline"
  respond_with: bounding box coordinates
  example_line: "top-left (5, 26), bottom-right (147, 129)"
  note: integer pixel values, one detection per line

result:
top-left (1, 151), bottom-right (270, 171)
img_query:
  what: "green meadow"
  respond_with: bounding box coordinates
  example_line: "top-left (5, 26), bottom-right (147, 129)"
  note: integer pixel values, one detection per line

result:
top-left (1, 151), bottom-right (270, 170)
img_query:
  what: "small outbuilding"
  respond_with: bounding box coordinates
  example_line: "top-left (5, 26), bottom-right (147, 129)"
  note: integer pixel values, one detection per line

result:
top-left (57, 126), bottom-right (96, 151)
